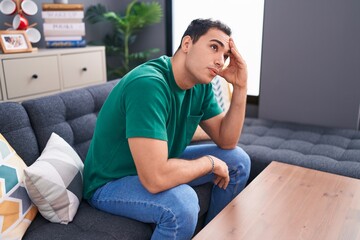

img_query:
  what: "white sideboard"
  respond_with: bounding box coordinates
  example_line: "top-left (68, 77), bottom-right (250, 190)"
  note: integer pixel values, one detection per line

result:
top-left (0, 46), bottom-right (107, 102)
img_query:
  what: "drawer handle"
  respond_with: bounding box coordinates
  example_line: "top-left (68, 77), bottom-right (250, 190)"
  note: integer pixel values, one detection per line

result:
top-left (82, 67), bottom-right (87, 72)
top-left (32, 74), bottom-right (38, 79)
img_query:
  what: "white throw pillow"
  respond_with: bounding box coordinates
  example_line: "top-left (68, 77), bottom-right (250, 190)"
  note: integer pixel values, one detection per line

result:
top-left (24, 132), bottom-right (83, 224)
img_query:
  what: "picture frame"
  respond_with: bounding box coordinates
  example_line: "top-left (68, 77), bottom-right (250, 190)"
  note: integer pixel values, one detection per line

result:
top-left (0, 30), bottom-right (32, 54)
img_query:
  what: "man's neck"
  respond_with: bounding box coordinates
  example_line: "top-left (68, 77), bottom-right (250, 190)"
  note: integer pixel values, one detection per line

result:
top-left (170, 54), bottom-right (195, 90)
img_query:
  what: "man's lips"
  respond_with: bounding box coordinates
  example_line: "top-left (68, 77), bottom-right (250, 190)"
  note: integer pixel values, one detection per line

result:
top-left (208, 68), bottom-right (219, 76)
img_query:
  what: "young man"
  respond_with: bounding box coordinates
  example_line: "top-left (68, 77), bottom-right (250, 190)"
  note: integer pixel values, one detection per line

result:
top-left (83, 18), bottom-right (250, 239)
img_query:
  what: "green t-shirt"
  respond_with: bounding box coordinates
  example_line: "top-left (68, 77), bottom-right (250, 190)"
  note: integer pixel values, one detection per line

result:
top-left (83, 56), bottom-right (222, 199)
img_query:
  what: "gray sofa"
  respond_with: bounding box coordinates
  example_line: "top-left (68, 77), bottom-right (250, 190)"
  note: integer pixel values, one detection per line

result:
top-left (1, 79), bottom-right (360, 239)
top-left (1, 80), bottom-right (211, 240)
top-left (194, 118), bottom-right (360, 183)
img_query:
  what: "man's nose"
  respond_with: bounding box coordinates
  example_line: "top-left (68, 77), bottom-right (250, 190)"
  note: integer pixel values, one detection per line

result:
top-left (215, 55), bottom-right (225, 68)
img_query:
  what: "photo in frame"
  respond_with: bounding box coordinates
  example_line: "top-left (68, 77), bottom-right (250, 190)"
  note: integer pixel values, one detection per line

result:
top-left (0, 30), bottom-right (32, 53)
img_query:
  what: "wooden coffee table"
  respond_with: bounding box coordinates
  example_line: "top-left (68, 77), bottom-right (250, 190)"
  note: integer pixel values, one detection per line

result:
top-left (193, 161), bottom-right (360, 240)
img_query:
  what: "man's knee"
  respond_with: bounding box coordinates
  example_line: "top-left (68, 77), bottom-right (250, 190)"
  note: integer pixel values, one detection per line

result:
top-left (168, 184), bottom-right (199, 219)
top-left (226, 146), bottom-right (251, 171)
top-left (238, 147), bottom-right (251, 173)
top-left (159, 185), bottom-right (199, 237)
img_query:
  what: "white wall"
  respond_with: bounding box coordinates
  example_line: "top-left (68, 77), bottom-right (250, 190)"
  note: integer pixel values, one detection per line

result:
top-left (172, 0), bottom-right (264, 96)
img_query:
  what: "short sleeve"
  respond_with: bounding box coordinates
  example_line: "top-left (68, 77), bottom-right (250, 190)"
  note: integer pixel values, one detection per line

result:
top-left (123, 77), bottom-right (170, 141)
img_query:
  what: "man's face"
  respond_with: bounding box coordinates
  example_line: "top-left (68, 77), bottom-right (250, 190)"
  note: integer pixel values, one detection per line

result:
top-left (184, 28), bottom-right (231, 85)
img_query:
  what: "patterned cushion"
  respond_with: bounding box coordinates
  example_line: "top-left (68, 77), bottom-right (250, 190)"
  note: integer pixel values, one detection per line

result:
top-left (0, 134), bottom-right (38, 239)
top-left (24, 133), bottom-right (83, 224)
top-left (212, 76), bottom-right (231, 111)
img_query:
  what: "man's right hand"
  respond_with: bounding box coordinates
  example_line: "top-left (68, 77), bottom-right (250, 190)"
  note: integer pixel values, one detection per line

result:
top-left (211, 156), bottom-right (230, 189)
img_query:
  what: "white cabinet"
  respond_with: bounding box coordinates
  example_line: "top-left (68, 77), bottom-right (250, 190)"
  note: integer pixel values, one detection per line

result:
top-left (0, 46), bottom-right (106, 102)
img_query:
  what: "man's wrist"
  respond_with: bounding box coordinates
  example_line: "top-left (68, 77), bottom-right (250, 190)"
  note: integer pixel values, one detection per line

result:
top-left (206, 155), bottom-right (215, 174)
top-left (232, 83), bottom-right (247, 92)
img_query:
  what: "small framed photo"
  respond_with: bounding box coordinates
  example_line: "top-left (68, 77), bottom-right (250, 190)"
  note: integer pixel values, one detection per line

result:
top-left (0, 30), bottom-right (32, 54)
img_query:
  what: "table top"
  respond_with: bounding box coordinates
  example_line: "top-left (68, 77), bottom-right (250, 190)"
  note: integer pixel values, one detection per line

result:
top-left (193, 161), bottom-right (360, 240)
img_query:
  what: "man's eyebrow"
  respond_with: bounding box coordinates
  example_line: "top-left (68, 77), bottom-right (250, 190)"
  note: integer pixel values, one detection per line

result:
top-left (210, 39), bottom-right (224, 47)
top-left (210, 39), bottom-right (231, 54)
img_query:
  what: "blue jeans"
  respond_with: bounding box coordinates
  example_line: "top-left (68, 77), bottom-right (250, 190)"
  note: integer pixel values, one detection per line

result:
top-left (89, 144), bottom-right (251, 240)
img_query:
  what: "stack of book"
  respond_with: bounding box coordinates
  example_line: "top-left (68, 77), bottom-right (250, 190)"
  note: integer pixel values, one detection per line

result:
top-left (42, 3), bottom-right (86, 48)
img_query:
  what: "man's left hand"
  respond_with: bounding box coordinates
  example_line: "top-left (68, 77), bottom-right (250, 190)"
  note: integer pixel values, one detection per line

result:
top-left (219, 38), bottom-right (248, 89)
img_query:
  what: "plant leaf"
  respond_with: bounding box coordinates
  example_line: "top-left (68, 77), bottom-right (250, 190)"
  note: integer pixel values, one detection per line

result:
top-left (86, 1), bottom-right (163, 77)
top-left (103, 11), bottom-right (125, 30)
top-left (129, 48), bottom-right (160, 61)
top-left (85, 4), bottom-right (107, 24)
top-left (125, 1), bottom-right (163, 31)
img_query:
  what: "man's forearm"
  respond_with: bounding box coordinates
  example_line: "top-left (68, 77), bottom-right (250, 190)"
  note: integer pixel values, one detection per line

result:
top-left (145, 156), bottom-right (212, 193)
top-left (218, 85), bottom-right (247, 149)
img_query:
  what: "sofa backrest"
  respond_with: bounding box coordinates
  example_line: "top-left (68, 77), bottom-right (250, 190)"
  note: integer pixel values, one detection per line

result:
top-left (0, 102), bottom-right (40, 166)
top-left (22, 80), bottom-right (119, 164)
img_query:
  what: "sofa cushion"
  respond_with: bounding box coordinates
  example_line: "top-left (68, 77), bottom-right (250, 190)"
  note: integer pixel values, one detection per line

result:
top-left (212, 76), bottom-right (231, 111)
top-left (0, 134), bottom-right (38, 239)
top-left (23, 201), bottom-right (153, 240)
top-left (0, 102), bottom-right (39, 166)
top-left (23, 183), bottom-right (211, 240)
top-left (240, 118), bottom-right (360, 181)
top-left (192, 118), bottom-right (360, 182)
top-left (24, 132), bottom-right (84, 224)
top-left (22, 80), bottom-right (119, 162)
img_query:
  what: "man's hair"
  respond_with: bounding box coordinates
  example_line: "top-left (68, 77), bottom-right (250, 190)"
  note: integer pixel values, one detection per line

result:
top-left (177, 18), bottom-right (232, 50)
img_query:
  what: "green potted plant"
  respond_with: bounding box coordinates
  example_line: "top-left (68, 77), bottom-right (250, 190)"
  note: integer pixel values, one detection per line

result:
top-left (85, 0), bottom-right (163, 78)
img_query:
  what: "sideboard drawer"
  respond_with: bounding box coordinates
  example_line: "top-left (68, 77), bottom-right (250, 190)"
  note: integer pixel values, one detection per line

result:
top-left (3, 56), bottom-right (60, 99)
top-left (62, 51), bottom-right (104, 89)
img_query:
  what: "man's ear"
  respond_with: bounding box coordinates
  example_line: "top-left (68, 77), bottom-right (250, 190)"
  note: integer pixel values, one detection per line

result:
top-left (181, 35), bottom-right (192, 53)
